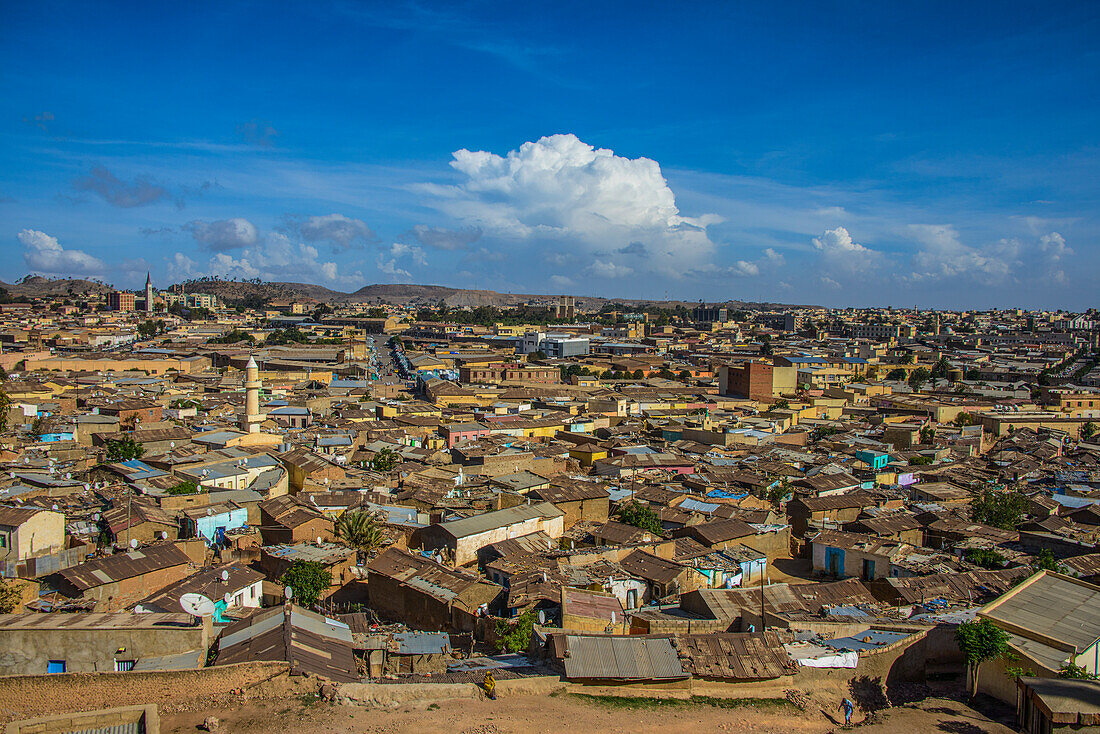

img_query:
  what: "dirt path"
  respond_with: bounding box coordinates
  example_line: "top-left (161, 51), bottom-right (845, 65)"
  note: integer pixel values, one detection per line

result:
top-left (163, 693), bottom-right (1015, 734)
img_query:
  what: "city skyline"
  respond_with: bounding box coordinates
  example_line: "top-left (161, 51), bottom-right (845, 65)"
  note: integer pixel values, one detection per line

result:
top-left (2, 1), bottom-right (1098, 309)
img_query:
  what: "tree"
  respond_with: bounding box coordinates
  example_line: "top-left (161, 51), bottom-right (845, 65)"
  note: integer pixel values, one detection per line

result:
top-left (0, 578), bottom-right (21, 614)
top-left (105, 436), bottom-right (144, 462)
top-left (334, 511), bottom-right (385, 556)
top-left (908, 455), bottom-right (933, 465)
top-left (903, 352), bottom-right (917, 365)
top-left (615, 501), bottom-right (663, 535)
top-left (677, 369), bottom-right (691, 381)
top-left (771, 399), bottom-right (790, 411)
top-left (1082, 421), bottom-right (1098, 442)
top-left (920, 426), bottom-right (934, 445)
top-left (965, 548), bottom-right (1005, 569)
top-left (970, 488), bottom-right (1026, 530)
top-left (760, 336), bottom-right (773, 357)
top-left (0, 388), bottom-right (10, 432)
top-left (28, 416), bottom-right (46, 441)
top-left (931, 355), bottom-right (951, 380)
top-left (965, 368), bottom-right (982, 381)
top-left (631, 369), bottom-right (644, 380)
top-left (955, 619), bottom-right (1010, 697)
top-left (369, 448), bottom-right (398, 473)
top-left (908, 367), bottom-right (931, 392)
top-left (137, 320), bottom-right (158, 339)
top-left (531, 350), bottom-right (547, 361)
top-left (166, 480), bottom-right (199, 496)
top-left (279, 560), bottom-right (332, 607)
top-left (1034, 548), bottom-right (1062, 572)
top-left (954, 412), bottom-right (980, 427)
top-left (886, 368), bottom-right (907, 381)
top-left (495, 610), bottom-right (536, 653)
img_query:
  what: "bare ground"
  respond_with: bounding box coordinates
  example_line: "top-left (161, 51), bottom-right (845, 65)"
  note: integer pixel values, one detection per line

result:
top-left (162, 692), bottom-right (1016, 734)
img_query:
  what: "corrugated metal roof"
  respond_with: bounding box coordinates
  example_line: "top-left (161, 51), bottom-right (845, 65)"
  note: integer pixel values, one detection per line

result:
top-left (58, 544), bottom-right (191, 591)
top-left (563, 634), bottom-right (688, 681)
top-left (675, 631), bottom-right (794, 680)
top-left (438, 502), bottom-right (563, 539)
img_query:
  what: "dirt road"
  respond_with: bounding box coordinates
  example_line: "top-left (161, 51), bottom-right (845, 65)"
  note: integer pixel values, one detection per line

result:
top-left (163, 692), bottom-right (1015, 734)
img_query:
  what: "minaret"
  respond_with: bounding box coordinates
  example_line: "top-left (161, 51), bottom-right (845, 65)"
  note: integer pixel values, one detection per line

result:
top-left (242, 356), bottom-right (264, 433)
top-left (144, 272), bottom-right (153, 314)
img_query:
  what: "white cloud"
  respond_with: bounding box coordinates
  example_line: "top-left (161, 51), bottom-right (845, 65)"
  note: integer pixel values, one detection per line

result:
top-left (186, 218), bottom-right (258, 251)
top-left (188, 230), bottom-right (355, 287)
top-left (585, 261), bottom-right (634, 278)
top-left (18, 229), bottom-right (106, 274)
top-left (813, 226), bottom-right (869, 253)
top-left (549, 274), bottom-right (574, 287)
top-left (728, 260), bottom-right (760, 277)
top-left (423, 133), bottom-right (718, 276)
top-left (294, 213), bottom-right (376, 251)
top-left (375, 242), bottom-right (426, 281)
top-left (906, 224), bottom-right (1015, 282)
top-left (1039, 232), bottom-right (1072, 261)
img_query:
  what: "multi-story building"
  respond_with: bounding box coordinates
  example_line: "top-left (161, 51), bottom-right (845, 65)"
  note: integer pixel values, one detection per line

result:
top-left (106, 291), bottom-right (135, 312)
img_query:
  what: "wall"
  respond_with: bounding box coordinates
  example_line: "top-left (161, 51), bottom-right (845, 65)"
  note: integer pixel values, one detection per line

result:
top-left (6, 704), bottom-right (157, 734)
top-left (0, 661), bottom-right (295, 724)
top-left (0, 615), bottom-right (210, 675)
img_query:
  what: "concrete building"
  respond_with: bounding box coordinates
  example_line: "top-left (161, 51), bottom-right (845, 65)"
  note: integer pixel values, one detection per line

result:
top-left (241, 356), bottom-right (265, 433)
top-left (516, 331), bottom-right (590, 358)
top-left (143, 272), bottom-right (153, 314)
top-left (417, 501), bottom-right (565, 567)
top-left (718, 361), bottom-right (796, 401)
top-left (0, 506), bottom-right (66, 562)
top-left (106, 291), bottom-right (135, 312)
top-left (0, 612), bottom-right (211, 675)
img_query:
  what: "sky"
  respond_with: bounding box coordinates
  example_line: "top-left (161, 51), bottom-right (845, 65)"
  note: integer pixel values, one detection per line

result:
top-left (1, 1), bottom-right (1098, 309)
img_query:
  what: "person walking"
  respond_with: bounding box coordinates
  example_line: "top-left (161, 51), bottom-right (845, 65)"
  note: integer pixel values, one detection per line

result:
top-left (839, 697), bottom-right (855, 726)
top-left (483, 671), bottom-right (496, 700)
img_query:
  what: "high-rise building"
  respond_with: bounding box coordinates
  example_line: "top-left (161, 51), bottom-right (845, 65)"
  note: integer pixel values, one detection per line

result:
top-left (107, 291), bottom-right (135, 312)
top-left (553, 295), bottom-right (575, 320)
top-left (144, 272), bottom-right (153, 314)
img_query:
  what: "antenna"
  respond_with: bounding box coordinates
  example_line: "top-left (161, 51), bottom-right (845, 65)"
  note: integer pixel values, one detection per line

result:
top-left (180, 593), bottom-right (216, 617)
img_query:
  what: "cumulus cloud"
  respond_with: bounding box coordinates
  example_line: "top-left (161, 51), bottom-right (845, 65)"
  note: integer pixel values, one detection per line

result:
top-left (549, 274), bottom-right (574, 287)
top-left (73, 166), bottom-right (170, 207)
top-left (423, 133), bottom-right (718, 276)
top-left (376, 242), bottom-right (426, 281)
top-left (728, 260), bottom-right (760, 277)
top-left (18, 229), bottom-right (106, 274)
top-left (206, 233), bottom-right (344, 284)
top-left (906, 224), bottom-right (1016, 283)
top-left (185, 218), bottom-right (259, 251)
top-left (402, 225), bottom-right (482, 250)
top-left (291, 213), bottom-right (376, 251)
top-left (813, 227), bottom-right (869, 253)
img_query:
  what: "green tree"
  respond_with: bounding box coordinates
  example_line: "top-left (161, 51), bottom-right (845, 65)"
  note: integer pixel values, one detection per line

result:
top-left (903, 352), bottom-right (917, 365)
top-left (970, 488), bottom-right (1026, 530)
top-left (495, 610), bottom-right (536, 653)
top-left (920, 425), bottom-right (934, 444)
top-left (908, 367), bottom-right (931, 392)
top-left (677, 369), bottom-right (691, 381)
top-left (279, 560), bottom-right (332, 607)
top-left (334, 511), bottom-right (385, 556)
top-left (631, 369), bottom-right (644, 380)
top-left (615, 501), bottom-right (663, 535)
top-left (531, 350), bottom-right (547, 361)
top-left (0, 387), bottom-right (9, 432)
top-left (28, 415), bottom-right (46, 441)
top-left (931, 355), bottom-right (951, 380)
top-left (166, 480), bottom-right (199, 496)
top-left (954, 412), bottom-right (980, 427)
top-left (955, 619), bottom-right (1010, 697)
top-left (965, 548), bottom-right (1005, 569)
top-left (771, 399), bottom-right (790, 411)
top-left (1059, 662), bottom-right (1099, 680)
top-left (369, 448), bottom-right (399, 472)
top-left (137, 320), bottom-right (158, 339)
top-left (1034, 548), bottom-right (1062, 572)
top-left (1082, 421), bottom-right (1098, 442)
top-left (759, 336), bottom-right (773, 357)
top-left (908, 455), bottom-right (933, 466)
top-left (105, 436), bottom-right (144, 462)
top-left (886, 368), bottom-right (907, 381)
top-left (965, 368), bottom-right (982, 380)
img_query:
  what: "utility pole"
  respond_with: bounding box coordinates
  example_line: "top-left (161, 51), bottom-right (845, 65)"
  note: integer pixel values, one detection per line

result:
top-left (125, 485), bottom-right (132, 549)
top-left (760, 560), bottom-right (766, 633)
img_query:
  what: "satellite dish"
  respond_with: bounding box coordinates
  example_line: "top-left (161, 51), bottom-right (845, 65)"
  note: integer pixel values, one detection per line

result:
top-left (284, 586), bottom-right (293, 600)
top-left (130, 539), bottom-right (138, 549)
top-left (316, 536), bottom-right (322, 545)
top-left (51, 504), bottom-right (58, 510)
top-left (134, 604), bottom-right (146, 613)
top-left (206, 509), bottom-right (213, 516)
top-left (161, 531), bottom-right (168, 540)
top-left (180, 593), bottom-right (216, 617)
top-left (223, 592), bottom-right (232, 604)
top-left (221, 570), bottom-right (229, 582)
top-left (170, 441), bottom-right (175, 448)
top-left (93, 513), bottom-right (100, 521)
top-left (65, 473), bottom-right (71, 480)
top-left (83, 483), bottom-right (90, 491)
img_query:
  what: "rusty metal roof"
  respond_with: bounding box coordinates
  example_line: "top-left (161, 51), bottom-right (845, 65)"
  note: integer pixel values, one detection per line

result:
top-left (215, 604), bottom-right (358, 683)
top-left (674, 631), bottom-right (795, 680)
top-left (562, 634), bottom-right (688, 681)
top-left (58, 544), bottom-right (191, 591)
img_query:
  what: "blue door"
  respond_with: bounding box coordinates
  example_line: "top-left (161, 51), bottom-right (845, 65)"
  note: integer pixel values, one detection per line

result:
top-left (825, 547), bottom-right (845, 577)
top-left (47, 660), bottom-right (66, 674)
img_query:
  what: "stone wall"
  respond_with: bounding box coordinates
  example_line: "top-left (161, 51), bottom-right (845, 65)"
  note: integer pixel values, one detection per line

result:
top-left (0, 661), bottom-right (296, 724)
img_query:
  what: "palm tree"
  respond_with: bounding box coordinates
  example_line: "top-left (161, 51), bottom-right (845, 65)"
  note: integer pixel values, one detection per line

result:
top-left (334, 510), bottom-right (385, 559)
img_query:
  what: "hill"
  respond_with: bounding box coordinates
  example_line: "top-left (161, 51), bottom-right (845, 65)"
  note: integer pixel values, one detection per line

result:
top-left (0, 275), bottom-right (114, 297)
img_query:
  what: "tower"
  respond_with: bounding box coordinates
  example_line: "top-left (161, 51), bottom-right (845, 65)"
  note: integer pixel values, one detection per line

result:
top-left (144, 272), bottom-right (153, 314)
top-left (242, 356), bottom-right (264, 433)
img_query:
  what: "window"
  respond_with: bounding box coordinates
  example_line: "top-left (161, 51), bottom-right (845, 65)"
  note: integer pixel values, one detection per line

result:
top-left (47, 660), bottom-right (66, 674)
top-left (114, 660), bottom-right (136, 672)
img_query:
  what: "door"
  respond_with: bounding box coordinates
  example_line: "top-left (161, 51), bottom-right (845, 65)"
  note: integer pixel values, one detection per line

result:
top-left (825, 547), bottom-right (844, 577)
top-left (47, 660), bottom-right (66, 674)
top-left (862, 558), bottom-right (876, 581)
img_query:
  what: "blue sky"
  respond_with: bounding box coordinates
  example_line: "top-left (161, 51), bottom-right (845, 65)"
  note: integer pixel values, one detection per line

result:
top-left (1, 1), bottom-right (1098, 308)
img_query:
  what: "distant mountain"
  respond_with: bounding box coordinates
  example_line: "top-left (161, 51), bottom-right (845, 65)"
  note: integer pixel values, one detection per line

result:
top-left (0, 275), bottom-right (113, 297)
top-left (0, 273), bottom-right (814, 310)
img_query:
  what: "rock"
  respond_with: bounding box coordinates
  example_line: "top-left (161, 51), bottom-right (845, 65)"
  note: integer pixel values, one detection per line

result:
top-left (201, 716), bottom-right (220, 732)
top-left (320, 682), bottom-right (340, 702)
